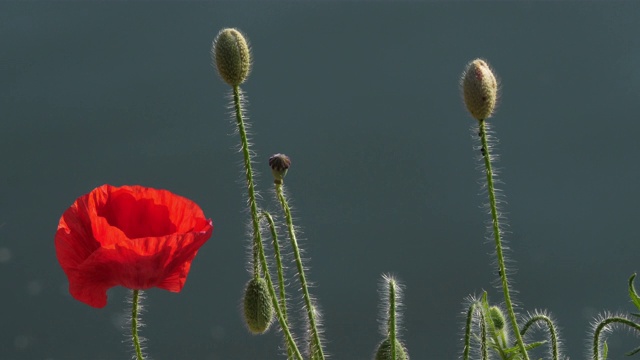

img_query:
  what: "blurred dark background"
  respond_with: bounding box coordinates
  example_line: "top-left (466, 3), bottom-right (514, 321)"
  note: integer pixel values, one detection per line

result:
top-left (2, 1), bottom-right (640, 359)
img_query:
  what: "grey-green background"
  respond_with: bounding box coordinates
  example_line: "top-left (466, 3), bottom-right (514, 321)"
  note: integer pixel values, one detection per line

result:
top-left (3, 1), bottom-right (640, 359)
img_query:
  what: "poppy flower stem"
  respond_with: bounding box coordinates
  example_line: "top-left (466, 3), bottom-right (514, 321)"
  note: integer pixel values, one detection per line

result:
top-left (275, 183), bottom-right (325, 360)
top-left (478, 120), bottom-right (529, 360)
top-left (256, 211), bottom-right (303, 360)
top-left (131, 289), bottom-right (144, 360)
top-left (232, 85), bottom-right (263, 279)
top-left (261, 211), bottom-right (289, 324)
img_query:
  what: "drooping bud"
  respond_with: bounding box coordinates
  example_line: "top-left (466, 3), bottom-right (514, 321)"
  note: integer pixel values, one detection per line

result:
top-left (462, 59), bottom-right (498, 120)
top-left (213, 28), bottom-right (251, 86)
top-left (242, 277), bottom-right (274, 334)
top-left (374, 338), bottom-right (409, 360)
top-left (268, 153), bottom-right (291, 185)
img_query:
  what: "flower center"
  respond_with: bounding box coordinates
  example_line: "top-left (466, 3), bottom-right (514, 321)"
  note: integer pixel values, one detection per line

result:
top-left (98, 191), bottom-right (177, 239)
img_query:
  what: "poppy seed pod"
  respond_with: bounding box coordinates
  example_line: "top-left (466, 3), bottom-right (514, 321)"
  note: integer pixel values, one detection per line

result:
top-left (242, 277), bottom-right (274, 334)
top-left (375, 338), bottom-right (409, 360)
top-left (213, 28), bottom-right (251, 86)
top-left (462, 59), bottom-right (498, 120)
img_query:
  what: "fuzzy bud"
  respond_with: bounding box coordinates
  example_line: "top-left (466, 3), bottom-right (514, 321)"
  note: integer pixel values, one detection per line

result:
top-left (213, 28), bottom-right (251, 86)
top-left (374, 338), bottom-right (409, 360)
top-left (242, 277), bottom-right (274, 334)
top-left (462, 59), bottom-right (498, 120)
top-left (489, 306), bottom-right (506, 331)
top-left (268, 153), bottom-right (291, 185)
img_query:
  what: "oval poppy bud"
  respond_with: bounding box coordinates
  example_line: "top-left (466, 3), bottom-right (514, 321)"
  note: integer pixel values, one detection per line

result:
top-left (55, 185), bottom-right (213, 308)
top-left (213, 28), bottom-right (251, 86)
top-left (462, 59), bottom-right (498, 120)
top-left (489, 305), bottom-right (506, 332)
top-left (374, 338), bottom-right (409, 360)
top-left (243, 277), bottom-right (274, 334)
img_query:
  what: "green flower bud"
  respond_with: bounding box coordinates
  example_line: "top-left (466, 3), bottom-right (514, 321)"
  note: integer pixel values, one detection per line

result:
top-left (489, 306), bottom-right (506, 332)
top-left (242, 277), bottom-right (274, 334)
top-left (462, 59), bottom-right (498, 120)
top-left (213, 28), bottom-right (251, 86)
top-left (374, 338), bottom-right (409, 360)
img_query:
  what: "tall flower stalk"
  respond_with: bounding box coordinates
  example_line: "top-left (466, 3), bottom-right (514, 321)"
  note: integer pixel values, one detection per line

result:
top-left (269, 154), bottom-right (326, 360)
top-left (461, 59), bottom-right (529, 360)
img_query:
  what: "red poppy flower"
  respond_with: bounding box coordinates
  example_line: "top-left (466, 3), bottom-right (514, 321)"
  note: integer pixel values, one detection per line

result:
top-left (55, 184), bottom-right (213, 308)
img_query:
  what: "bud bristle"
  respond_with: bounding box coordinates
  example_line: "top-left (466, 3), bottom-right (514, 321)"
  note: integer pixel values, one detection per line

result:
top-left (213, 28), bottom-right (251, 86)
top-left (374, 338), bottom-right (409, 360)
top-left (242, 278), bottom-right (274, 334)
top-left (462, 59), bottom-right (498, 120)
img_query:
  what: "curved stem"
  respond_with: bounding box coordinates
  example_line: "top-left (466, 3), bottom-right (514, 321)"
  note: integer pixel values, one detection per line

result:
top-left (478, 120), bottom-right (529, 360)
top-left (275, 183), bottom-right (325, 360)
top-left (520, 314), bottom-right (560, 360)
top-left (131, 289), bottom-right (144, 360)
top-left (592, 316), bottom-right (640, 360)
top-left (255, 213), bottom-right (303, 360)
top-left (261, 211), bottom-right (293, 360)
top-left (232, 85), bottom-right (262, 279)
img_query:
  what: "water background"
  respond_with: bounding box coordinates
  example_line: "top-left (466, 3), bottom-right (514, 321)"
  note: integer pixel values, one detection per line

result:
top-left (2, 2), bottom-right (640, 359)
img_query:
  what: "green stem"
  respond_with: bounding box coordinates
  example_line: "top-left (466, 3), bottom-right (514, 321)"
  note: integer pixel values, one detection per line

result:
top-left (232, 85), bottom-right (262, 279)
top-left (131, 289), bottom-right (144, 360)
top-left (592, 316), bottom-right (640, 360)
top-left (275, 183), bottom-right (325, 360)
top-left (520, 314), bottom-right (560, 360)
top-left (261, 211), bottom-right (293, 360)
top-left (388, 279), bottom-right (397, 360)
top-left (478, 120), bottom-right (529, 360)
top-left (463, 301), bottom-right (476, 360)
top-left (255, 212), bottom-right (303, 360)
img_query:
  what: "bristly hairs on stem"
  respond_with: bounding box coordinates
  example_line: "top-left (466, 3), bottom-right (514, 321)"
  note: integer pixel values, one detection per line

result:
top-left (519, 310), bottom-right (563, 360)
top-left (374, 274), bottom-right (409, 360)
top-left (128, 289), bottom-right (146, 360)
top-left (461, 294), bottom-right (489, 360)
top-left (461, 59), bottom-right (529, 360)
top-left (213, 28), bottom-right (265, 281)
top-left (589, 312), bottom-right (640, 360)
top-left (269, 153), bottom-right (326, 360)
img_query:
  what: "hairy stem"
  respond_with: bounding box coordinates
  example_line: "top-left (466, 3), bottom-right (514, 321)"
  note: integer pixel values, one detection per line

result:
top-left (478, 120), bottom-right (529, 360)
top-left (261, 211), bottom-right (293, 360)
top-left (592, 316), bottom-right (640, 360)
top-left (275, 183), bottom-right (325, 360)
top-left (388, 279), bottom-right (397, 360)
top-left (520, 314), bottom-right (560, 360)
top-left (255, 213), bottom-right (303, 360)
top-left (232, 85), bottom-right (262, 279)
top-left (131, 289), bottom-right (144, 360)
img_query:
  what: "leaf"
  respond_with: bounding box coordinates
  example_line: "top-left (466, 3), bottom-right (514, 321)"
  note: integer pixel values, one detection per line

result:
top-left (603, 341), bottom-right (608, 360)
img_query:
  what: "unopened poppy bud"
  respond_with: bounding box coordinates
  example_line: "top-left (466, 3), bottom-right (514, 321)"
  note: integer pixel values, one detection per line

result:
top-left (213, 28), bottom-right (251, 86)
top-left (374, 338), bottom-right (409, 360)
top-left (268, 153), bottom-right (291, 185)
top-left (462, 59), bottom-right (498, 120)
top-left (489, 306), bottom-right (506, 332)
top-left (242, 277), bottom-right (274, 334)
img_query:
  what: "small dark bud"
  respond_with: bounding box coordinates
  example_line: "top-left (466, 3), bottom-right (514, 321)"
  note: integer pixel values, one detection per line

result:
top-left (269, 153), bottom-right (291, 184)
